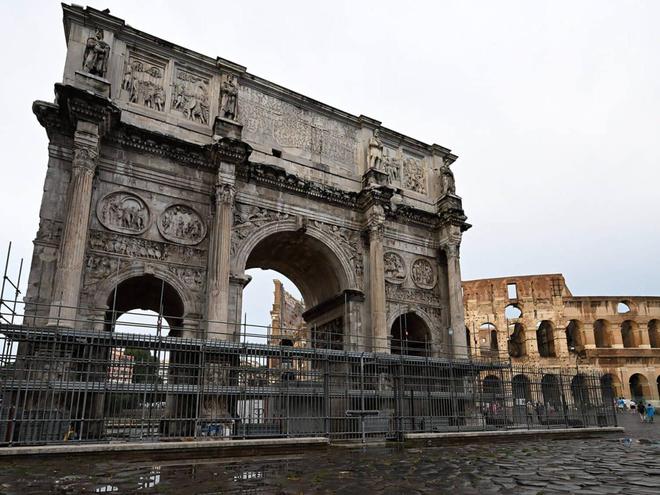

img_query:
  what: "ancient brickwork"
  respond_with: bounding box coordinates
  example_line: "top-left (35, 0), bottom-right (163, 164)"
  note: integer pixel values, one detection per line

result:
top-left (463, 274), bottom-right (660, 401)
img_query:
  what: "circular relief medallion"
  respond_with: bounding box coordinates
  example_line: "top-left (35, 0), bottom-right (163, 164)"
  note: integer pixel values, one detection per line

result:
top-left (97, 191), bottom-right (150, 235)
top-left (411, 258), bottom-right (436, 289)
top-left (157, 204), bottom-right (207, 245)
top-left (384, 251), bottom-right (406, 284)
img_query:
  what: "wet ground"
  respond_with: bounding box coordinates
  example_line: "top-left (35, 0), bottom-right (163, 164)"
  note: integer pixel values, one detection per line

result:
top-left (0, 414), bottom-right (657, 494)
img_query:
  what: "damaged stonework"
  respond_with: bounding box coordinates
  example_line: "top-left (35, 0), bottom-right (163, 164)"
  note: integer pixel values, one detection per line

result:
top-left (463, 274), bottom-right (660, 401)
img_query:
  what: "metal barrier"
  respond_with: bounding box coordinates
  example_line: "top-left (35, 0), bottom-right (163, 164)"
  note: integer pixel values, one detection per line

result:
top-left (0, 322), bottom-right (616, 446)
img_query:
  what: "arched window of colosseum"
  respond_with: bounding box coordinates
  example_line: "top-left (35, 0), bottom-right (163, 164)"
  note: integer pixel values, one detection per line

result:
top-left (621, 320), bottom-right (638, 348)
top-left (536, 321), bottom-right (556, 357)
top-left (594, 319), bottom-right (612, 348)
top-left (508, 323), bottom-right (526, 358)
top-left (465, 326), bottom-right (472, 356)
top-left (565, 320), bottom-right (583, 353)
top-left (478, 323), bottom-right (498, 358)
top-left (629, 373), bottom-right (650, 401)
top-left (482, 375), bottom-right (503, 402)
top-left (512, 374), bottom-right (531, 403)
top-left (504, 304), bottom-right (522, 320)
top-left (600, 374), bottom-right (620, 402)
top-left (571, 374), bottom-right (590, 406)
top-left (648, 320), bottom-right (659, 348)
top-left (541, 374), bottom-right (561, 409)
top-left (617, 302), bottom-right (631, 314)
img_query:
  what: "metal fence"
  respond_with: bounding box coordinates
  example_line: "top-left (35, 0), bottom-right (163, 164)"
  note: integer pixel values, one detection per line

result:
top-left (0, 320), bottom-right (616, 446)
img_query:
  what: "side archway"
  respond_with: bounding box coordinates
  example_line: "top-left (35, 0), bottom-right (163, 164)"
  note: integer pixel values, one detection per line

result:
top-left (390, 311), bottom-right (431, 356)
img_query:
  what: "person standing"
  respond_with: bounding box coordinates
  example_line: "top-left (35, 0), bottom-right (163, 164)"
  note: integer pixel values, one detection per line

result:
top-left (645, 403), bottom-right (655, 423)
top-left (637, 401), bottom-right (646, 422)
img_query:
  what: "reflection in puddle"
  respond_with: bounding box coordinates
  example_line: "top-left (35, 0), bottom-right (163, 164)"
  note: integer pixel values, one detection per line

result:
top-left (233, 470), bottom-right (264, 482)
top-left (138, 466), bottom-right (161, 489)
top-left (94, 485), bottom-right (119, 493)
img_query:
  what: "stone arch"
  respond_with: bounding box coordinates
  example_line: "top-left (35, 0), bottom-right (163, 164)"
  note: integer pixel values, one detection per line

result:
top-left (508, 322), bottom-right (526, 358)
top-left (541, 374), bottom-right (561, 408)
top-left (600, 374), bottom-right (621, 402)
top-left (512, 374), bottom-right (532, 402)
top-left (233, 220), bottom-right (359, 294)
top-left (482, 375), bottom-right (503, 401)
top-left (571, 374), bottom-right (590, 406)
top-left (504, 303), bottom-right (522, 319)
top-left (565, 320), bottom-right (583, 353)
top-left (478, 322), bottom-right (498, 357)
top-left (648, 320), bottom-right (659, 348)
top-left (629, 373), bottom-right (650, 401)
top-left (621, 320), bottom-right (639, 348)
top-left (390, 310), bottom-right (433, 356)
top-left (93, 263), bottom-right (196, 329)
top-left (536, 320), bottom-right (556, 357)
top-left (594, 319), bottom-right (612, 348)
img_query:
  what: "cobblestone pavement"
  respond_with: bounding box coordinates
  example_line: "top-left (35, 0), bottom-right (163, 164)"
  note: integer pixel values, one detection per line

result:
top-left (0, 424), bottom-right (657, 494)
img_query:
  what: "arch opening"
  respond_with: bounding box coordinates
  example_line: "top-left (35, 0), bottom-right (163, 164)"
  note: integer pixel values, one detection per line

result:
top-left (594, 319), bottom-right (612, 348)
top-left (478, 323), bottom-right (498, 358)
top-left (243, 230), bottom-right (353, 350)
top-left (536, 321), bottom-right (556, 358)
top-left (104, 275), bottom-right (184, 336)
top-left (648, 320), bottom-right (659, 348)
top-left (629, 373), bottom-right (650, 401)
top-left (505, 304), bottom-right (522, 320)
top-left (508, 322), bottom-right (526, 358)
top-left (391, 312), bottom-right (430, 357)
top-left (621, 320), bottom-right (638, 348)
top-left (541, 374), bottom-right (562, 409)
top-left (566, 320), bottom-right (583, 353)
top-left (600, 374), bottom-right (620, 403)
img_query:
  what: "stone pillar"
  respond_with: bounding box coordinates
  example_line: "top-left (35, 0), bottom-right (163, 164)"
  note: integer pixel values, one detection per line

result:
top-left (611, 324), bottom-right (624, 349)
top-left (206, 180), bottom-right (235, 339)
top-left (582, 322), bottom-right (596, 349)
top-left (637, 321), bottom-right (651, 349)
top-left (443, 240), bottom-right (468, 358)
top-left (48, 121), bottom-right (100, 327)
top-left (367, 207), bottom-right (387, 352)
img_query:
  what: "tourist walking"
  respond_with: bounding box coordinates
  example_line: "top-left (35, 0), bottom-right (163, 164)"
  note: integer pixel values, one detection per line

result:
top-left (637, 402), bottom-right (646, 422)
top-left (645, 403), bottom-right (655, 423)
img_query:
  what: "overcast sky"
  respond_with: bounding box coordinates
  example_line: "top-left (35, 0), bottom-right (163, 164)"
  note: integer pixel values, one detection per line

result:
top-left (1, 1), bottom-right (658, 330)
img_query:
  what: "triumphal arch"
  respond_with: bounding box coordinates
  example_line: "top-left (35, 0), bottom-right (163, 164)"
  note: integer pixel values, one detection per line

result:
top-left (27, 5), bottom-right (470, 357)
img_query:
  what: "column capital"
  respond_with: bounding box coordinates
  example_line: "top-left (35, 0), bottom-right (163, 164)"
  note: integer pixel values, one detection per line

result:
top-left (215, 182), bottom-right (236, 206)
top-left (365, 205), bottom-right (386, 243)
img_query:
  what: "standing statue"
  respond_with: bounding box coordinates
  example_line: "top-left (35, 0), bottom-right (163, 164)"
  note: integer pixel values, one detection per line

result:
top-left (368, 129), bottom-right (384, 170)
top-left (220, 75), bottom-right (239, 121)
top-left (82, 29), bottom-right (110, 77)
top-left (440, 157), bottom-right (456, 195)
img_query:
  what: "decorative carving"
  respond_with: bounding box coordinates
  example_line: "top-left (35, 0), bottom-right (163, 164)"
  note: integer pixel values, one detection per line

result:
top-left (440, 157), bottom-right (456, 195)
top-left (158, 205), bottom-right (207, 245)
top-left (312, 220), bottom-right (364, 281)
top-left (172, 68), bottom-right (210, 125)
top-left (238, 162), bottom-right (359, 208)
top-left (82, 29), bottom-right (110, 77)
top-left (238, 86), bottom-right (357, 166)
top-left (384, 252), bottom-right (406, 284)
top-left (97, 192), bottom-right (150, 235)
top-left (220, 75), bottom-right (238, 121)
top-left (367, 129), bottom-right (383, 170)
top-left (411, 258), bottom-right (436, 289)
top-left (403, 157), bottom-right (427, 194)
top-left (121, 57), bottom-right (166, 111)
top-left (382, 148), bottom-right (402, 185)
top-left (89, 230), bottom-right (206, 265)
top-left (385, 283), bottom-right (439, 306)
top-left (216, 183), bottom-right (235, 205)
top-left (72, 143), bottom-right (98, 172)
top-left (231, 205), bottom-right (291, 255)
top-left (168, 266), bottom-right (204, 291)
top-left (85, 254), bottom-right (123, 283)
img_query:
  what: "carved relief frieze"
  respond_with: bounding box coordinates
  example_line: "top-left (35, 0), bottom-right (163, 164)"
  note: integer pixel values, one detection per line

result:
top-left (121, 55), bottom-right (166, 111)
top-left (238, 86), bottom-right (357, 165)
top-left (312, 220), bottom-right (364, 282)
top-left (97, 191), bottom-right (150, 235)
top-left (89, 230), bottom-right (205, 266)
top-left (385, 282), bottom-right (440, 307)
top-left (171, 68), bottom-right (210, 125)
top-left (157, 205), bottom-right (207, 245)
top-left (384, 251), bottom-right (406, 284)
top-left (411, 258), bottom-right (436, 289)
top-left (168, 266), bottom-right (205, 291)
top-left (402, 156), bottom-right (427, 194)
top-left (85, 254), bottom-right (124, 284)
top-left (231, 204), bottom-right (291, 256)
top-left (382, 148), bottom-right (402, 185)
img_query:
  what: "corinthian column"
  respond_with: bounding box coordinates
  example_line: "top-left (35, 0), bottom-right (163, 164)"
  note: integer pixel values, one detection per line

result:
top-left (367, 207), bottom-right (387, 351)
top-left (48, 121), bottom-right (100, 327)
top-left (206, 181), bottom-right (235, 339)
top-left (442, 234), bottom-right (468, 358)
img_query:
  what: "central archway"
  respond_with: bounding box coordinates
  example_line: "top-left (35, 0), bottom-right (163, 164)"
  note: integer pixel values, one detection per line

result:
top-left (390, 312), bottom-right (431, 356)
top-left (238, 227), bottom-right (359, 350)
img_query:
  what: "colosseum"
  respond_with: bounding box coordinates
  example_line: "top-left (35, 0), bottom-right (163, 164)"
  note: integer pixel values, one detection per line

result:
top-left (463, 273), bottom-right (660, 403)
